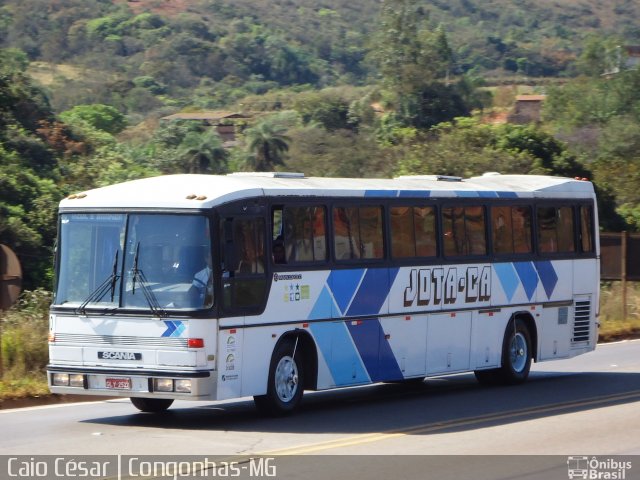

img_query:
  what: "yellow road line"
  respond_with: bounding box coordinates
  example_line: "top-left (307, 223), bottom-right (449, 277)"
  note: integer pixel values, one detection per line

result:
top-left (259, 390), bottom-right (640, 455)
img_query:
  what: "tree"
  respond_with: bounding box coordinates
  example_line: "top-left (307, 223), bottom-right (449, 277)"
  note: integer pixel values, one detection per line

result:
top-left (244, 120), bottom-right (291, 171)
top-left (370, 1), bottom-right (473, 129)
top-left (0, 147), bottom-right (61, 289)
top-left (177, 129), bottom-right (227, 174)
top-left (59, 104), bottom-right (127, 135)
top-left (395, 118), bottom-right (590, 179)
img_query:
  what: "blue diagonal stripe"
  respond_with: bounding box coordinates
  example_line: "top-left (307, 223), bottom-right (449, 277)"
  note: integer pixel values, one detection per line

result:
top-left (534, 260), bottom-right (559, 299)
top-left (309, 321), bottom-right (370, 386)
top-left (328, 269), bottom-right (366, 316)
top-left (513, 262), bottom-right (538, 301)
top-left (347, 268), bottom-right (399, 317)
top-left (346, 319), bottom-right (403, 382)
top-left (494, 262), bottom-right (519, 302)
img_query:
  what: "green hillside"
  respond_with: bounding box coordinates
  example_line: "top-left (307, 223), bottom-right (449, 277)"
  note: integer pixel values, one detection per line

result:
top-left (1, 0), bottom-right (639, 116)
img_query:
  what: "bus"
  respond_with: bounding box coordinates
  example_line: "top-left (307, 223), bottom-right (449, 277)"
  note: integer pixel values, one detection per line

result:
top-left (48, 172), bottom-right (599, 414)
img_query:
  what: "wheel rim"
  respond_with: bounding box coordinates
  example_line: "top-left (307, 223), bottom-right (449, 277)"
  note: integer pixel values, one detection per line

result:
top-left (274, 355), bottom-right (299, 403)
top-left (510, 332), bottom-right (528, 373)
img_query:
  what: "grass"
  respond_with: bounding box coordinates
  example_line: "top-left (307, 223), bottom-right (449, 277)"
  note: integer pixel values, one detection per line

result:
top-left (598, 282), bottom-right (640, 342)
top-left (0, 376), bottom-right (49, 400)
top-left (27, 61), bottom-right (115, 87)
top-left (0, 290), bottom-right (50, 401)
top-left (0, 285), bottom-right (638, 401)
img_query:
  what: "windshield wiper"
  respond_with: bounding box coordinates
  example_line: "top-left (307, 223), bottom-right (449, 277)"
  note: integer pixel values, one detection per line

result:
top-left (130, 242), bottom-right (168, 318)
top-left (76, 250), bottom-right (120, 315)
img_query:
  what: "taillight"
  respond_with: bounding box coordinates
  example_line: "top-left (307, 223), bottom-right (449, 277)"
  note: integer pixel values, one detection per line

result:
top-left (188, 338), bottom-right (204, 348)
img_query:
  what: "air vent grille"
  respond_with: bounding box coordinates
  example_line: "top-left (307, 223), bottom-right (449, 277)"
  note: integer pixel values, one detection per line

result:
top-left (53, 333), bottom-right (187, 348)
top-left (572, 300), bottom-right (591, 343)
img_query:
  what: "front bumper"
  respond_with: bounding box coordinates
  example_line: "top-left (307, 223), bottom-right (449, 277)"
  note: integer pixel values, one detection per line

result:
top-left (47, 365), bottom-right (216, 400)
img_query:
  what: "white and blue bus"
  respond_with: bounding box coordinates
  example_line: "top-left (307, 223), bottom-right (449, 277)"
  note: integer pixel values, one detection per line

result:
top-left (48, 172), bottom-right (599, 414)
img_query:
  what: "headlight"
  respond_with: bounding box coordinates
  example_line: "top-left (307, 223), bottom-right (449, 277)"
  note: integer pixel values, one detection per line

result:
top-left (174, 379), bottom-right (192, 393)
top-left (52, 373), bottom-right (69, 386)
top-left (69, 374), bottom-right (85, 387)
top-left (154, 378), bottom-right (174, 392)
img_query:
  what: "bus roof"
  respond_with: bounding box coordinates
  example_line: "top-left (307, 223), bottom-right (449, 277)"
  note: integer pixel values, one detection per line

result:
top-left (60, 172), bottom-right (596, 210)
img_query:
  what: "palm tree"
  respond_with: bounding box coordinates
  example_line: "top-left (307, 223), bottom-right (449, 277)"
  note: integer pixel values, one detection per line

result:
top-left (177, 129), bottom-right (227, 174)
top-left (244, 120), bottom-right (291, 171)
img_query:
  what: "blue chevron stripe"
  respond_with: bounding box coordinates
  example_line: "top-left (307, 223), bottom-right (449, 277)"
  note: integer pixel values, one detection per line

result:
top-left (162, 320), bottom-right (185, 337)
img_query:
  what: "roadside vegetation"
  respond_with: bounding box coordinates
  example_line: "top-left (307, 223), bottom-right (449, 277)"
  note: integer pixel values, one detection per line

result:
top-left (598, 283), bottom-right (640, 342)
top-left (0, 290), bottom-right (50, 400)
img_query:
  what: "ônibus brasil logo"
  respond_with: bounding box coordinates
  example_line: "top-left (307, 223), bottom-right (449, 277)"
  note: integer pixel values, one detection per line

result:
top-left (567, 456), bottom-right (632, 480)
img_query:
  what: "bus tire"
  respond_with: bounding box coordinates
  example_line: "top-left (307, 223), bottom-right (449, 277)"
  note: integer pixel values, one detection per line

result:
top-left (254, 338), bottom-right (304, 415)
top-left (130, 397), bottom-right (174, 413)
top-left (475, 318), bottom-right (532, 386)
top-left (498, 318), bottom-right (532, 384)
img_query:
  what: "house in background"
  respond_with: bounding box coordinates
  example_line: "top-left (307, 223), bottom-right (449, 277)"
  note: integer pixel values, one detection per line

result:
top-left (507, 95), bottom-right (546, 124)
top-left (160, 111), bottom-right (253, 148)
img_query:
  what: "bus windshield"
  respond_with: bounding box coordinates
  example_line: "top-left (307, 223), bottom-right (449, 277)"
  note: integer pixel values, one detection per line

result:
top-left (54, 213), bottom-right (213, 311)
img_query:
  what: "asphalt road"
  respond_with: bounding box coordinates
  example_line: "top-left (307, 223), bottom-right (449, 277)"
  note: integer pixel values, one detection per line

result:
top-left (2, 340), bottom-right (640, 479)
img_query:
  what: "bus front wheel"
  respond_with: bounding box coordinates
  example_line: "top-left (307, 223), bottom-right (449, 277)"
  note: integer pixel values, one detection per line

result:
top-left (254, 338), bottom-right (305, 415)
top-left (130, 397), bottom-right (174, 413)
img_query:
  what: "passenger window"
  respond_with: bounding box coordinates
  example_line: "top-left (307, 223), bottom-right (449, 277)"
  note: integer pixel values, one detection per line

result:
top-left (442, 205), bottom-right (487, 256)
top-left (537, 207), bottom-right (558, 253)
top-left (512, 206), bottom-right (533, 253)
top-left (537, 206), bottom-right (575, 253)
top-left (414, 206), bottom-right (437, 257)
top-left (390, 206), bottom-right (414, 258)
top-left (557, 206), bottom-right (575, 252)
top-left (492, 206), bottom-right (532, 255)
top-left (283, 206), bottom-right (327, 263)
top-left (390, 206), bottom-right (436, 258)
top-left (580, 205), bottom-right (594, 253)
top-left (333, 206), bottom-right (384, 260)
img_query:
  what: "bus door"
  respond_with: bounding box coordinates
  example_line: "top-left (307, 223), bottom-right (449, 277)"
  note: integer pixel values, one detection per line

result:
top-left (216, 202), bottom-right (268, 399)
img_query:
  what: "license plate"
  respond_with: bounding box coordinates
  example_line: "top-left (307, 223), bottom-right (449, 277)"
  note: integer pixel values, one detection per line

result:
top-left (105, 377), bottom-right (131, 390)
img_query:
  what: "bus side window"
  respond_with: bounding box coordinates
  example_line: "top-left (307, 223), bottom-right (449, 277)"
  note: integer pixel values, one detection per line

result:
top-left (492, 206), bottom-right (513, 254)
top-left (537, 206), bottom-right (575, 254)
top-left (443, 205), bottom-right (486, 256)
top-left (443, 206), bottom-right (465, 256)
top-left (580, 205), bottom-right (594, 253)
top-left (390, 206), bottom-right (415, 258)
top-left (537, 207), bottom-right (558, 253)
top-left (333, 206), bottom-right (383, 261)
top-left (512, 206), bottom-right (532, 253)
top-left (414, 206), bottom-right (437, 257)
top-left (492, 205), bottom-right (532, 255)
top-left (271, 207), bottom-right (286, 264)
top-left (282, 206), bottom-right (327, 264)
top-left (222, 217), bottom-right (267, 311)
top-left (557, 206), bottom-right (575, 252)
top-left (390, 205), bottom-right (437, 259)
top-left (465, 206), bottom-right (486, 255)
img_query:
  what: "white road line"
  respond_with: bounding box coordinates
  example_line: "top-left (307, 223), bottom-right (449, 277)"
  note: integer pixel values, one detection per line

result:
top-left (0, 398), bottom-right (125, 414)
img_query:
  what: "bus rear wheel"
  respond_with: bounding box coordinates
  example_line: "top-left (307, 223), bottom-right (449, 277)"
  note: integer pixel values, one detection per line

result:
top-left (131, 397), bottom-right (174, 413)
top-left (254, 338), bottom-right (304, 415)
top-left (474, 318), bottom-right (532, 386)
